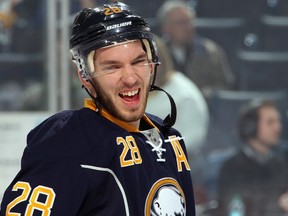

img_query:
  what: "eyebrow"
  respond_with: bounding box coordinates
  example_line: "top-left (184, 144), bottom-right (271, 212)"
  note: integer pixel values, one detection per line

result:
top-left (97, 53), bottom-right (148, 67)
top-left (133, 53), bottom-right (149, 61)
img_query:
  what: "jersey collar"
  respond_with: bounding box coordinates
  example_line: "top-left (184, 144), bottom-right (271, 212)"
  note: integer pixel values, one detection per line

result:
top-left (84, 98), bottom-right (158, 132)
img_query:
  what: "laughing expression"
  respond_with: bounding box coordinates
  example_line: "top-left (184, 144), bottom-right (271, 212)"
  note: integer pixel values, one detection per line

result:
top-left (91, 40), bottom-right (154, 128)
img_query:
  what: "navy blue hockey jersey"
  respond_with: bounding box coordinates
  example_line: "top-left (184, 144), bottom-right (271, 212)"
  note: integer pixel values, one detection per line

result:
top-left (0, 99), bottom-right (195, 216)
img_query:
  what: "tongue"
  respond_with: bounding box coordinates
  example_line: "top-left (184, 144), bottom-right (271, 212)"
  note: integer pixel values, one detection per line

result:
top-left (122, 94), bottom-right (137, 102)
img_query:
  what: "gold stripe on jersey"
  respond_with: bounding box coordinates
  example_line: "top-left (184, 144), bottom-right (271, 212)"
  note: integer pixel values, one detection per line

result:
top-left (84, 98), bottom-right (158, 132)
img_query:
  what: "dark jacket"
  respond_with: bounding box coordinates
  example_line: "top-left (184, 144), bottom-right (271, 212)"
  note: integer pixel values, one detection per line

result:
top-left (217, 146), bottom-right (288, 216)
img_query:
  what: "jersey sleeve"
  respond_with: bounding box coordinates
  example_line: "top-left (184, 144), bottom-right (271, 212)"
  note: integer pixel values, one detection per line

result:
top-left (0, 151), bottom-right (88, 216)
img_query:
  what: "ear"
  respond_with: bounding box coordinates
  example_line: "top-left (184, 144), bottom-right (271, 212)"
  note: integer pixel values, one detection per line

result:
top-left (77, 70), bottom-right (97, 97)
top-left (150, 62), bottom-right (155, 76)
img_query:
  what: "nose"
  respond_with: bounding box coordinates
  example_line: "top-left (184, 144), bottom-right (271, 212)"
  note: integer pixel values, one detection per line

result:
top-left (121, 64), bottom-right (137, 85)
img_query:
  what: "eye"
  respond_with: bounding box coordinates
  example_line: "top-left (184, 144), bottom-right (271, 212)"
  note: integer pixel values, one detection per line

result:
top-left (103, 64), bottom-right (121, 73)
top-left (106, 65), bottom-right (120, 70)
top-left (132, 58), bottom-right (149, 67)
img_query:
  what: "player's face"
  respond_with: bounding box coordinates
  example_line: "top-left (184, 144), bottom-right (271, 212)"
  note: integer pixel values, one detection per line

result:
top-left (257, 106), bottom-right (282, 146)
top-left (92, 40), bottom-right (153, 127)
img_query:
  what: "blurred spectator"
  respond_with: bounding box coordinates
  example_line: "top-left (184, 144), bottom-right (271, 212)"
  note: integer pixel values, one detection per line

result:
top-left (215, 99), bottom-right (288, 216)
top-left (77, 0), bottom-right (98, 9)
top-left (9, 0), bottom-right (44, 53)
top-left (0, 0), bottom-right (46, 111)
top-left (117, 0), bottom-right (166, 30)
top-left (157, 0), bottom-right (234, 99)
top-left (0, 0), bottom-right (18, 51)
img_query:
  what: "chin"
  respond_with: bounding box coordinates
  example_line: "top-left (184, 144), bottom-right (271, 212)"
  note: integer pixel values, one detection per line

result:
top-left (125, 111), bottom-right (144, 122)
top-left (117, 107), bottom-right (144, 122)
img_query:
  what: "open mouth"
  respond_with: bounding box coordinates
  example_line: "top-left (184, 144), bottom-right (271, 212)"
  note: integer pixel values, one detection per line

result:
top-left (119, 89), bottom-right (140, 102)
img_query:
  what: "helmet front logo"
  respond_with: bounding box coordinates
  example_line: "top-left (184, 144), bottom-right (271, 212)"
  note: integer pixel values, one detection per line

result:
top-left (106, 21), bottom-right (132, 31)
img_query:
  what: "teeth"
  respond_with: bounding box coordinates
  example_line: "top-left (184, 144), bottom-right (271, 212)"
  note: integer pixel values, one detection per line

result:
top-left (121, 89), bottom-right (138, 97)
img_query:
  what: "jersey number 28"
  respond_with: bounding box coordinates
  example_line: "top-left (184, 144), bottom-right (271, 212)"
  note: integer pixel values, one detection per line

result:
top-left (6, 181), bottom-right (55, 216)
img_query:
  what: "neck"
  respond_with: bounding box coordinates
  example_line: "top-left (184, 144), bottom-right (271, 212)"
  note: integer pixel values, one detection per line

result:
top-left (130, 120), bottom-right (140, 129)
top-left (249, 139), bottom-right (270, 155)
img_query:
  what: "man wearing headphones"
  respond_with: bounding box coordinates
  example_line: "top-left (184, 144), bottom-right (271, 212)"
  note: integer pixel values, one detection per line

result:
top-left (216, 100), bottom-right (288, 216)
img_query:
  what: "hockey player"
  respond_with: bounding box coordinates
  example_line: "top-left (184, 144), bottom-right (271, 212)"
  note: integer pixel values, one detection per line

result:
top-left (0, 2), bottom-right (195, 215)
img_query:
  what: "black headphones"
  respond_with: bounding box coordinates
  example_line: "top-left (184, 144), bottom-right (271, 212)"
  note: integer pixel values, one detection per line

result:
top-left (238, 100), bottom-right (273, 141)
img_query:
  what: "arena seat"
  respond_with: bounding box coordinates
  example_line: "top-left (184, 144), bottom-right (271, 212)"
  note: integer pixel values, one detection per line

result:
top-left (236, 50), bottom-right (288, 91)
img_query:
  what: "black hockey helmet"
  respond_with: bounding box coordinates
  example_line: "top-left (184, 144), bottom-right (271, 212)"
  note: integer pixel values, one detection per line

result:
top-left (69, 1), bottom-right (159, 80)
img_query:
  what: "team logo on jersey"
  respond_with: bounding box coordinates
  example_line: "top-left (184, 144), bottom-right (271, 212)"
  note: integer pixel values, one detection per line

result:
top-left (141, 128), bottom-right (166, 162)
top-left (144, 178), bottom-right (186, 216)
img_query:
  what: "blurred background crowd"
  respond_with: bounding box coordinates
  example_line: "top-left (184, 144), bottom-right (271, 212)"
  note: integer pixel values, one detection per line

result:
top-left (1, 0), bottom-right (288, 215)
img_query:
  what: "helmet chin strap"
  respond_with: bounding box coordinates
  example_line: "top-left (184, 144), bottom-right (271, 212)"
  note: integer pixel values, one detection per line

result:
top-left (82, 78), bottom-right (100, 112)
top-left (149, 85), bottom-right (177, 134)
top-left (149, 64), bottom-right (177, 133)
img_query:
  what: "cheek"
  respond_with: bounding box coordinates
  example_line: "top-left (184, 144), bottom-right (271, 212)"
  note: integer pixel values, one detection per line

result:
top-left (258, 125), bottom-right (273, 138)
top-left (94, 76), bottom-right (116, 90)
top-left (145, 74), bottom-right (153, 87)
top-left (91, 79), bottom-right (108, 97)
top-left (136, 70), bottom-right (152, 84)
top-left (257, 124), bottom-right (266, 137)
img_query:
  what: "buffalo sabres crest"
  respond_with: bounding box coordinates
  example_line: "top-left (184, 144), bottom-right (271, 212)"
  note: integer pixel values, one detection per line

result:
top-left (145, 178), bottom-right (186, 216)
